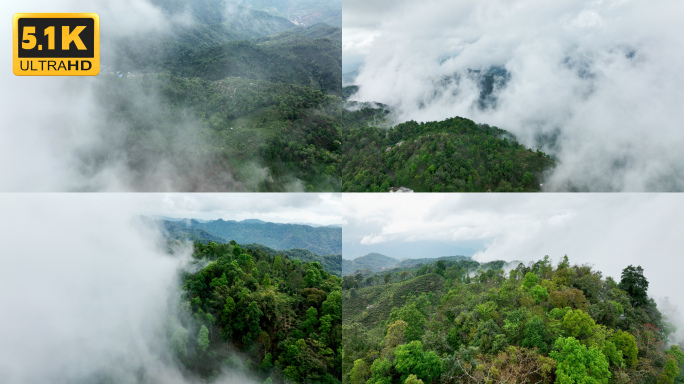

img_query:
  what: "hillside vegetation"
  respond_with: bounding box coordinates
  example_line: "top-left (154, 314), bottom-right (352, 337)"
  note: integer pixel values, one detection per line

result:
top-left (342, 116), bottom-right (555, 192)
top-left (95, 3), bottom-right (342, 192)
top-left (158, 218), bottom-right (342, 275)
top-left (169, 241), bottom-right (342, 383)
top-left (169, 26), bottom-right (341, 94)
top-left (343, 256), bottom-right (683, 384)
top-left (244, 244), bottom-right (342, 277)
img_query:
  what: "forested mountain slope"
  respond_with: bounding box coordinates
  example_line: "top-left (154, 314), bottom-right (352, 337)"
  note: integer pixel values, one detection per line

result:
top-left (169, 26), bottom-right (341, 94)
top-left (170, 241), bottom-right (342, 383)
top-left (343, 256), bottom-right (683, 384)
top-left (110, 3), bottom-right (302, 71)
top-left (243, 245), bottom-right (342, 277)
top-left (342, 116), bottom-right (555, 192)
top-left (149, 0), bottom-right (342, 28)
top-left (92, 1), bottom-right (342, 192)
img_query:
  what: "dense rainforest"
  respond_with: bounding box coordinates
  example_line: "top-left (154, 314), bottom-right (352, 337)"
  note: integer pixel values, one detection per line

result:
top-left (168, 240), bottom-right (342, 383)
top-left (341, 114), bottom-right (555, 192)
top-left (342, 256), bottom-right (683, 384)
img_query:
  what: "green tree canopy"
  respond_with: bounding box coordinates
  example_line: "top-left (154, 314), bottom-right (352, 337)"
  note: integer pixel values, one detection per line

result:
top-left (550, 337), bottom-right (610, 384)
top-left (618, 265), bottom-right (649, 307)
top-left (394, 341), bottom-right (442, 384)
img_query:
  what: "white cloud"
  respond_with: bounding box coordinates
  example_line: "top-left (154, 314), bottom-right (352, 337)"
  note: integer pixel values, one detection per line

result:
top-left (0, 193), bottom-right (340, 383)
top-left (0, 0), bottom-right (175, 191)
top-left (0, 194), bottom-right (187, 383)
top-left (344, 0), bottom-right (684, 191)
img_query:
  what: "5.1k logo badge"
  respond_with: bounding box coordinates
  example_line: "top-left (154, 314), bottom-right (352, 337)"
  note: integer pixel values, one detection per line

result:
top-left (13, 13), bottom-right (100, 76)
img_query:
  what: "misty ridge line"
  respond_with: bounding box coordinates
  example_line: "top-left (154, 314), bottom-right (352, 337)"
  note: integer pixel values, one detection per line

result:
top-left (342, 253), bottom-right (472, 276)
top-left (151, 214), bottom-right (345, 275)
top-left (150, 215), bottom-right (342, 255)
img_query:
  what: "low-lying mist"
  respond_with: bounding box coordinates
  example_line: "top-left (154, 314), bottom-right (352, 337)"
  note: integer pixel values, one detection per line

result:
top-left (345, 0), bottom-right (684, 191)
top-left (1, 0), bottom-right (201, 191)
top-left (1, 0), bottom-right (338, 192)
top-left (0, 194), bottom-right (259, 384)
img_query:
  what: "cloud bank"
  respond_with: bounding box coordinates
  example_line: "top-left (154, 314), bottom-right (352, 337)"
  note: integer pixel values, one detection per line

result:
top-left (0, 194), bottom-right (279, 383)
top-left (345, 0), bottom-right (684, 191)
top-left (0, 0), bottom-right (291, 192)
top-left (0, 0), bottom-right (177, 191)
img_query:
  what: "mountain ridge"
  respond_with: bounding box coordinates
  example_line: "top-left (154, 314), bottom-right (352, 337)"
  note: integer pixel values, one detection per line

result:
top-left (155, 217), bottom-right (341, 255)
top-left (342, 253), bottom-right (471, 276)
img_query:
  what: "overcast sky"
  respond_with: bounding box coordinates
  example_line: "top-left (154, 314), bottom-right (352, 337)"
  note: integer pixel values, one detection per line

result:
top-left (343, 193), bottom-right (684, 340)
top-left (344, 0), bottom-right (684, 192)
top-left (0, 193), bottom-right (340, 383)
top-left (141, 192), bottom-right (343, 225)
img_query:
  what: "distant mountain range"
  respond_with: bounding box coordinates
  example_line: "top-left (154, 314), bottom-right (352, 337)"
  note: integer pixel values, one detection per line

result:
top-left (342, 253), bottom-right (470, 276)
top-left (154, 217), bottom-right (342, 256)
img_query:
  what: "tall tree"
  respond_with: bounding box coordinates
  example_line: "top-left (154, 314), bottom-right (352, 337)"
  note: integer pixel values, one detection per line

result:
top-left (618, 265), bottom-right (649, 307)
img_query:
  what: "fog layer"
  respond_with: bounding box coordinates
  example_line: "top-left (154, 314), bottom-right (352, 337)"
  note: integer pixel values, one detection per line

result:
top-left (1, 0), bottom-right (180, 191)
top-left (0, 194), bottom-right (257, 384)
top-left (345, 0), bottom-right (684, 191)
top-left (1, 0), bottom-right (333, 192)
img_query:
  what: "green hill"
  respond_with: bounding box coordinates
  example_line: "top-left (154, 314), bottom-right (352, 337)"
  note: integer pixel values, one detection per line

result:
top-left (343, 253), bottom-right (399, 275)
top-left (341, 115), bottom-right (555, 192)
top-left (343, 254), bottom-right (474, 276)
top-left (93, 1), bottom-right (342, 192)
top-left (170, 240), bottom-right (341, 383)
top-left (94, 70), bottom-right (341, 191)
top-left (345, 273), bottom-right (446, 329)
top-left (160, 222), bottom-right (226, 244)
top-left (397, 255), bottom-right (471, 269)
top-left (342, 256), bottom-right (683, 384)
